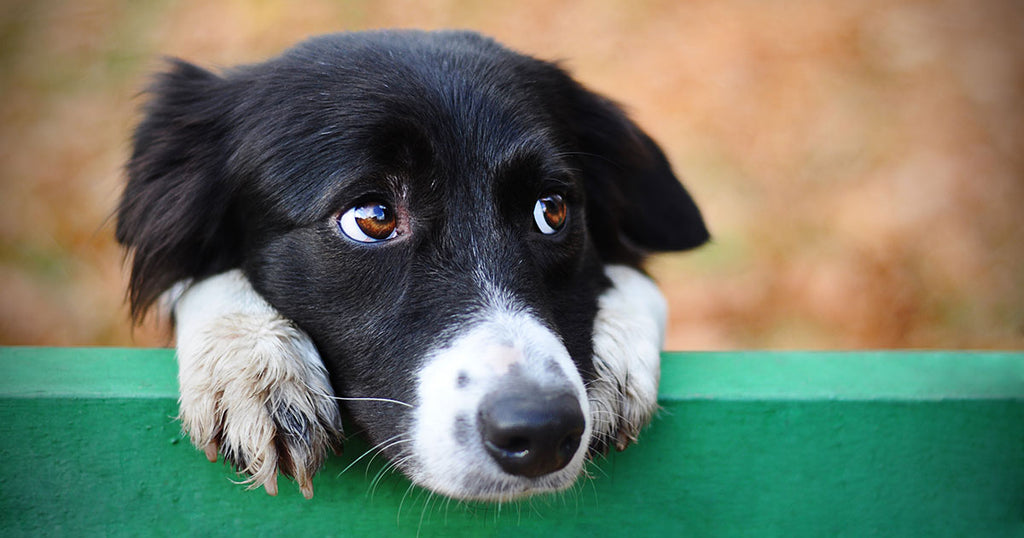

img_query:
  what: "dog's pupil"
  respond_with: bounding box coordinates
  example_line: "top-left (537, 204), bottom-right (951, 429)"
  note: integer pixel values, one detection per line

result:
top-left (354, 203), bottom-right (395, 239)
top-left (541, 195), bottom-right (566, 230)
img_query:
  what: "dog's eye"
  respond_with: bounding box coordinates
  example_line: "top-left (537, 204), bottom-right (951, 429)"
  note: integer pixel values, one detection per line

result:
top-left (338, 202), bottom-right (398, 243)
top-left (533, 194), bottom-right (567, 235)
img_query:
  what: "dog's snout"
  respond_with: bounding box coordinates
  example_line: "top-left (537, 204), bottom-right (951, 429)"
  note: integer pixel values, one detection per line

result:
top-left (478, 385), bottom-right (585, 478)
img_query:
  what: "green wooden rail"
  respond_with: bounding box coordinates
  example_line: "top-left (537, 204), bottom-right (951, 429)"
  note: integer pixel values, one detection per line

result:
top-left (1, 347), bottom-right (1022, 537)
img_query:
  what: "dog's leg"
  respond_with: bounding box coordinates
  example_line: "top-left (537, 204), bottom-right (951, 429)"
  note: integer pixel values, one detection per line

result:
top-left (588, 265), bottom-right (666, 454)
top-left (170, 270), bottom-right (343, 499)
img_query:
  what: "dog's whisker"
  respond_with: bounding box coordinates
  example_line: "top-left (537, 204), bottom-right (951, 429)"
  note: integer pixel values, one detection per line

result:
top-left (336, 434), bottom-right (409, 478)
top-left (362, 438), bottom-right (412, 479)
top-left (397, 480), bottom-right (421, 527)
top-left (442, 494), bottom-right (456, 525)
top-left (327, 395), bottom-right (414, 408)
top-left (418, 489), bottom-right (440, 537)
top-left (368, 461), bottom-right (394, 498)
top-left (369, 453), bottom-right (411, 497)
top-left (584, 457), bottom-right (608, 479)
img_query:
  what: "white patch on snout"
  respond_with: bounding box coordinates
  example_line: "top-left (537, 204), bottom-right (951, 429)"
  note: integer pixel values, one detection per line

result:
top-left (410, 307), bottom-right (592, 501)
top-left (588, 265), bottom-right (667, 451)
top-left (488, 344), bottom-right (524, 376)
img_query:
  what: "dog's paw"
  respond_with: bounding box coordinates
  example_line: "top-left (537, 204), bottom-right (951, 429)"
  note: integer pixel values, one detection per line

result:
top-left (587, 265), bottom-right (666, 455)
top-left (172, 271), bottom-right (344, 498)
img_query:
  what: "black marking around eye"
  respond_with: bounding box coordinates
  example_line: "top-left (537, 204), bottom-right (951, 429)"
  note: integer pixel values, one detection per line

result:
top-left (456, 371), bottom-right (470, 389)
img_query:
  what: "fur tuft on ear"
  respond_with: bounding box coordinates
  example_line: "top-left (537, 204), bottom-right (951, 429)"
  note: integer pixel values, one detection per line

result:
top-left (116, 59), bottom-right (240, 321)
top-left (559, 83), bottom-right (709, 264)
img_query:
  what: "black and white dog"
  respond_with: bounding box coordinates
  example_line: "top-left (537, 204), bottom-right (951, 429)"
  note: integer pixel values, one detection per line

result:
top-left (117, 30), bottom-right (707, 502)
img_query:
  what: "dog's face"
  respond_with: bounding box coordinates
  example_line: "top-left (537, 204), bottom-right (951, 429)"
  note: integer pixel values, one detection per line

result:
top-left (118, 30), bottom-right (707, 500)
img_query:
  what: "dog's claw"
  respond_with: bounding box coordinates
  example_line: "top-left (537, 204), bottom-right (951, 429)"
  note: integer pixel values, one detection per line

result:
top-left (615, 430), bottom-right (633, 452)
top-left (204, 441), bottom-right (219, 462)
top-left (293, 457), bottom-right (317, 499)
top-left (264, 476), bottom-right (278, 497)
top-left (187, 387), bottom-right (342, 498)
top-left (299, 480), bottom-right (314, 500)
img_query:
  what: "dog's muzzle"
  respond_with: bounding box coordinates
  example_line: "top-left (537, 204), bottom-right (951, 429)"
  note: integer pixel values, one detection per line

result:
top-left (410, 309), bottom-right (592, 500)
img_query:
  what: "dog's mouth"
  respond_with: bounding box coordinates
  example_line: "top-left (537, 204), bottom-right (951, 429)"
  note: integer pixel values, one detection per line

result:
top-left (403, 310), bottom-right (593, 501)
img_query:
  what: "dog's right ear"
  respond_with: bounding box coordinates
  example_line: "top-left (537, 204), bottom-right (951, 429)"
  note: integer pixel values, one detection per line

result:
top-left (116, 60), bottom-right (240, 321)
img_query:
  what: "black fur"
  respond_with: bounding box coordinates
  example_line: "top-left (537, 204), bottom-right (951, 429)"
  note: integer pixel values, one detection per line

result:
top-left (117, 29), bottom-right (707, 462)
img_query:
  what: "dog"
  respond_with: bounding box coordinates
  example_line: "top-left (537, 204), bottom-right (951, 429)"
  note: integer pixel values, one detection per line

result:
top-left (116, 29), bottom-right (708, 502)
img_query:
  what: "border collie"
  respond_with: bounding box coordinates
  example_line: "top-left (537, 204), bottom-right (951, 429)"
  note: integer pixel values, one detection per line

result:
top-left (117, 30), bottom-right (708, 501)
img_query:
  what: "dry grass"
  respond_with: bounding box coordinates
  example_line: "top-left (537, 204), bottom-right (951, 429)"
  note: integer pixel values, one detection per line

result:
top-left (1, 0), bottom-right (1021, 349)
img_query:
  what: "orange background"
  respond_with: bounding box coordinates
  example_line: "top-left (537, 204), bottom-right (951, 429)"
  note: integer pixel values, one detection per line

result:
top-left (1, 0), bottom-right (1021, 350)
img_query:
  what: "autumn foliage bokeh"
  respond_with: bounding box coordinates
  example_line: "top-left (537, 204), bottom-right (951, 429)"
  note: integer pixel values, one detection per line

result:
top-left (1, 0), bottom-right (1021, 349)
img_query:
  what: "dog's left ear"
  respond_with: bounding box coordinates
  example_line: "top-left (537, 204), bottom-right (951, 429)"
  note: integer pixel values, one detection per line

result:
top-left (116, 60), bottom-right (241, 321)
top-left (558, 83), bottom-right (710, 263)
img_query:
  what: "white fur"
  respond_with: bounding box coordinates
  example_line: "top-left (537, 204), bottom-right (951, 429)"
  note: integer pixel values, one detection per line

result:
top-left (588, 265), bottom-right (666, 451)
top-left (172, 270), bottom-right (342, 498)
top-left (410, 305), bottom-right (591, 501)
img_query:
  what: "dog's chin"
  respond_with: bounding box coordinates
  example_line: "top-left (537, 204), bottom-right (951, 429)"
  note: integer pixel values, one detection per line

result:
top-left (410, 456), bottom-right (587, 502)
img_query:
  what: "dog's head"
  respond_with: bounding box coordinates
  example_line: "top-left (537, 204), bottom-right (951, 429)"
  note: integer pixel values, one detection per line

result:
top-left (118, 30), bottom-right (707, 500)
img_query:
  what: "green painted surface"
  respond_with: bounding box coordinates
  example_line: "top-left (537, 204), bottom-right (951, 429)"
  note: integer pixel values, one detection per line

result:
top-left (1, 347), bottom-right (1022, 537)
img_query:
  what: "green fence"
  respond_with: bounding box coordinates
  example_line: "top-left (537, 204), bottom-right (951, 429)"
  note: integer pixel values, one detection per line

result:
top-left (1, 347), bottom-right (1022, 537)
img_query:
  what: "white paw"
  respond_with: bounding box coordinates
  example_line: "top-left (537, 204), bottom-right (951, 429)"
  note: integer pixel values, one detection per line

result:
top-left (588, 265), bottom-right (666, 453)
top-left (172, 271), bottom-right (343, 498)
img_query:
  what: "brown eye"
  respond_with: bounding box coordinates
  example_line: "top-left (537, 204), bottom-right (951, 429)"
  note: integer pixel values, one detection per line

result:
top-left (533, 194), bottom-right (567, 235)
top-left (338, 202), bottom-right (397, 243)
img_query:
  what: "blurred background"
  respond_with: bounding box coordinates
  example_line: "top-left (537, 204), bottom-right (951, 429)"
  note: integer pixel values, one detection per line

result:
top-left (0, 0), bottom-right (1021, 350)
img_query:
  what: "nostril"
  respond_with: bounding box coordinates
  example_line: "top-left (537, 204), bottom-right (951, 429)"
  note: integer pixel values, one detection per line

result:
top-left (497, 436), bottom-right (531, 457)
top-left (559, 432), bottom-right (581, 462)
top-left (478, 387), bottom-right (585, 479)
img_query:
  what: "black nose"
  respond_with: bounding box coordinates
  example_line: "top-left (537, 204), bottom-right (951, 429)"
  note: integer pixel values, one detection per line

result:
top-left (478, 385), bottom-right (585, 478)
